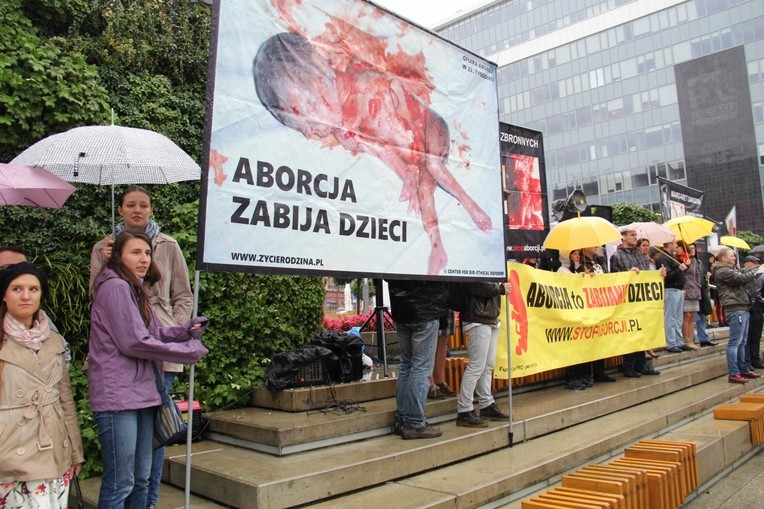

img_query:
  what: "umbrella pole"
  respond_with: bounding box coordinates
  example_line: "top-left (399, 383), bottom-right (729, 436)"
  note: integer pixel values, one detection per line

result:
top-left (111, 184), bottom-right (115, 234)
top-left (185, 270), bottom-right (201, 509)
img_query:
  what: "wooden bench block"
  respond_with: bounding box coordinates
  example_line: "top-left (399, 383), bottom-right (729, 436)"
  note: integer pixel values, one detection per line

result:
top-left (562, 472), bottom-right (634, 509)
top-left (552, 487), bottom-right (625, 509)
top-left (624, 445), bottom-right (685, 503)
top-left (634, 440), bottom-right (698, 492)
top-left (536, 492), bottom-right (613, 508)
top-left (578, 465), bottom-right (646, 509)
top-left (612, 458), bottom-right (677, 509)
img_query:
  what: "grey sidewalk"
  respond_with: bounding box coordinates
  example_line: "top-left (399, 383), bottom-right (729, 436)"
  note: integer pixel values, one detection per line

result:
top-left (685, 449), bottom-right (764, 508)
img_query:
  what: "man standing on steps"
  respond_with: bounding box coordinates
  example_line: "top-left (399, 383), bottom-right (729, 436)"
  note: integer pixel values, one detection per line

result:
top-left (455, 282), bottom-right (510, 427)
top-left (387, 279), bottom-right (449, 439)
top-left (610, 228), bottom-right (665, 378)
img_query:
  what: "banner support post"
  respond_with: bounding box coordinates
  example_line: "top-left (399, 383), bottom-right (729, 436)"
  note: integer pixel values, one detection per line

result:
top-left (184, 270), bottom-right (201, 509)
top-left (504, 297), bottom-right (514, 447)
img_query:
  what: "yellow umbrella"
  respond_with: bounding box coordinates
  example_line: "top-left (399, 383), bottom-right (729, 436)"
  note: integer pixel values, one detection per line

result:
top-left (720, 235), bottom-right (750, 250)
top-left (543, 216), bottom-right (622, 251)
top-left (663, 215), bottom-right (715, 243)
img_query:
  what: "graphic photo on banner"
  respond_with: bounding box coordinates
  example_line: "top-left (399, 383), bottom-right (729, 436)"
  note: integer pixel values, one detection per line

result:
top-left (197, 0), bottom-right (505, 279)
top-left (500, 124), bottom-right (549, 259)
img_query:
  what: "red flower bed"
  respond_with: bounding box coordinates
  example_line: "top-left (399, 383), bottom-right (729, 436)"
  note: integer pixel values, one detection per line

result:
top-left (323, 312), bottom-right (396, 332)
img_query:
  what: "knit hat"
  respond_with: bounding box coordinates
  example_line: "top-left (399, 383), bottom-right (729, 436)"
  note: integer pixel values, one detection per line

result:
top-left (0, 262), bottom-right (49, 301)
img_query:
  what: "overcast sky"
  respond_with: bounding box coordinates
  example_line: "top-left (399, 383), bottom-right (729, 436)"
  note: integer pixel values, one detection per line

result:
top-left (372, 0), bottom-right (482, 28)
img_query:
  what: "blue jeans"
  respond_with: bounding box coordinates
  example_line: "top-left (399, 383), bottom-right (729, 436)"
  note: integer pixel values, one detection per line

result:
top-left (458, 323), bottom-right (499, 413)
top-left (95, 408), bottom-right (155, 509)
top-left (727, 310), bottom-right (749, 376)
top-left (148, 371), bottom-right (178, 505)
top-left (695, 312), bottom-right (709, 342)
top-left (395, 320), bottom-right (439, 428)
top-left (664, 289), bottom-right (684, 348)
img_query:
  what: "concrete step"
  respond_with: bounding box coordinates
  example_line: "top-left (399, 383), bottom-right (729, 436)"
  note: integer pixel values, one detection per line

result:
top-left (74, 475), bottom-right (226, 509)
top-left (208, 337), bottom-right (728, 456)
top-left (161, 350), bottom-right (735, 507)
top-left (309, 379), bottom-right (763, 508)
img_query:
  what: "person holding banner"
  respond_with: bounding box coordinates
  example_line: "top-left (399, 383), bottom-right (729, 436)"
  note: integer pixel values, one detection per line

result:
top-left (610, 228), bottom-right (664, 377)
top-left (89, 185), bottom-right (194, 509)
top-left (655, 241), bottom-right (690, 353)
top-left (89, 231), bottom-right (209, 508)
top-left (387, 280), bottom-right (448, 439)
top-left (711, 247), bottom-right (762, 384)
top-left (455, 282), bottom-right (510, 427)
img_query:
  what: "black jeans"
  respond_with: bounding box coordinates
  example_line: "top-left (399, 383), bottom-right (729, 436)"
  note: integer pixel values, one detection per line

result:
top-left (747, 309), bottom-right (763, 367)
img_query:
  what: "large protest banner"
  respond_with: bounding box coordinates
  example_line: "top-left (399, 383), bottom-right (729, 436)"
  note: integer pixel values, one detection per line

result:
top-left (658, 177), bottom-right (704, 221)
top-left (495, 263), bottom-right (665, 379)
top-left (501, 124), bottom-right (549, 260)
top-left (197, 0), bottom-right (506, 279)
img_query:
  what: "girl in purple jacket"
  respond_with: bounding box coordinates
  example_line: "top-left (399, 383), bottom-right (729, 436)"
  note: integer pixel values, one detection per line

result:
top-left (88, 230), bottom-right (208, 509)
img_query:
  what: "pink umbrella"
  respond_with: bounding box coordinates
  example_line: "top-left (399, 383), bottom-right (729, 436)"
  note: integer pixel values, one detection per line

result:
top-left (0, 162), bottom-right (76, 209)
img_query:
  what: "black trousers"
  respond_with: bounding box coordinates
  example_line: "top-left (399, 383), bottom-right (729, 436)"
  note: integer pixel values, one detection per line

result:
top-left (622, 351), bottom-right (646, 373)
top-left (747, 309), bottom-right (763, 367)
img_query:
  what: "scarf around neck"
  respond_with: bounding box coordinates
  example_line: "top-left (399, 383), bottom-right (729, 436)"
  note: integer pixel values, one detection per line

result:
top-left (114, 219), bottom-right (161, 240)
top-left (3, 312), bottom-right (51, 352)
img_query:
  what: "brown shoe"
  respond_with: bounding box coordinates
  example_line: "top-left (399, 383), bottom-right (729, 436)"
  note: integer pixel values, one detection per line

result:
top-left (427, 384), bottom-right (445, 400)
top-left (400, 423), bottom-right (443, 439)
top-left (436, 382), bottom-right (456, 397)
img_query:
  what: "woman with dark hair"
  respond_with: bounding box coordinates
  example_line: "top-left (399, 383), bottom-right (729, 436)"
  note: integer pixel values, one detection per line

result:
top-left (89, 231), bottom-right (208, 508)
top-left (677, 241), bottom-right (701, 350)
top-left (0, 262), bottom-right (84, 507)
top-left (90, 185), bottom-right (193, 508)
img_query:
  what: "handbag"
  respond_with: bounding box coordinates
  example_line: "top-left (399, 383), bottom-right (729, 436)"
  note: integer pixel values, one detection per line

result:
top-left (152, 362), bottom-right (187, 449)
top-left (71, 474), bottom-right (85, 509)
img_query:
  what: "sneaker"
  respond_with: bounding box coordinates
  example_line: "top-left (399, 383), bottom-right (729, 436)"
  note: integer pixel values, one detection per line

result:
top-left (479, 402), bottom-right (509, 421)
top-left (593, 374), bottom-right (617, 383)
top-left (400, 423), bottom-right (443, 440)
top-left (623, 369), bottom-right (642, 378)
top-left (580, 376), bottom-right (593, 388)
top-left (728, 374), bottom-right (748, 384)
top-left (427, 384), bottom-right (445, 400)
top-left (642, 368), bottom-right (661, 375)
top-left (436, 382), bottom-right (456, 397)
top-left (456, 410), bottom-right (489, 428)
top-left (741, 371), bottom-right (762, 379)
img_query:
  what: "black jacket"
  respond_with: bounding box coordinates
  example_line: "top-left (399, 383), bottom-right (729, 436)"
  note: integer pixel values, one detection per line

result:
top-left (457, 282), bottom-right (506, 326)
top-left (386, 280), bottom-right (449, 323)
top-left (656, 253), bottom-right (685, 290)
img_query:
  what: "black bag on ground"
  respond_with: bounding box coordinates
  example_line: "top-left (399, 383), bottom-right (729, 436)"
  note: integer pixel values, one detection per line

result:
top-left (265, 345), bottom-right (338, 392)
top-left (309, 330), bottom-right (364, 383)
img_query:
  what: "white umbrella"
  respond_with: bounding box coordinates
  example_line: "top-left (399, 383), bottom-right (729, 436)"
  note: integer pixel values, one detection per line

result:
top-left (11, 125), bottom-right (201, 228)
top-left (11, 125), bottom-right (200, 185)
top-left (618, 221), bottom-right (675, 246)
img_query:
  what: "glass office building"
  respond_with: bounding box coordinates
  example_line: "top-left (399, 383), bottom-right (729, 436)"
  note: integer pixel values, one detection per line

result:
top-left (436, 0), bottom-right (764, 233)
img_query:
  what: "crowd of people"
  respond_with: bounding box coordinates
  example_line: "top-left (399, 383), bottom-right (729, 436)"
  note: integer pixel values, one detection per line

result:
top-left (2, 184), bottom-right (763, 508)
top-left (0, 186), bottom-right (209, 508)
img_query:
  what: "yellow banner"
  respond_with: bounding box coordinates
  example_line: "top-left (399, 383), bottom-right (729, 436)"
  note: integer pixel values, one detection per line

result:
top-left (496, 263), bottom-right (665, 379)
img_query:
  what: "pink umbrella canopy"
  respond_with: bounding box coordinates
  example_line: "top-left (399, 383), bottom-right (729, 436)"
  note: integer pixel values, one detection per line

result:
top-left (0, 162), bottom-right (76, 209)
